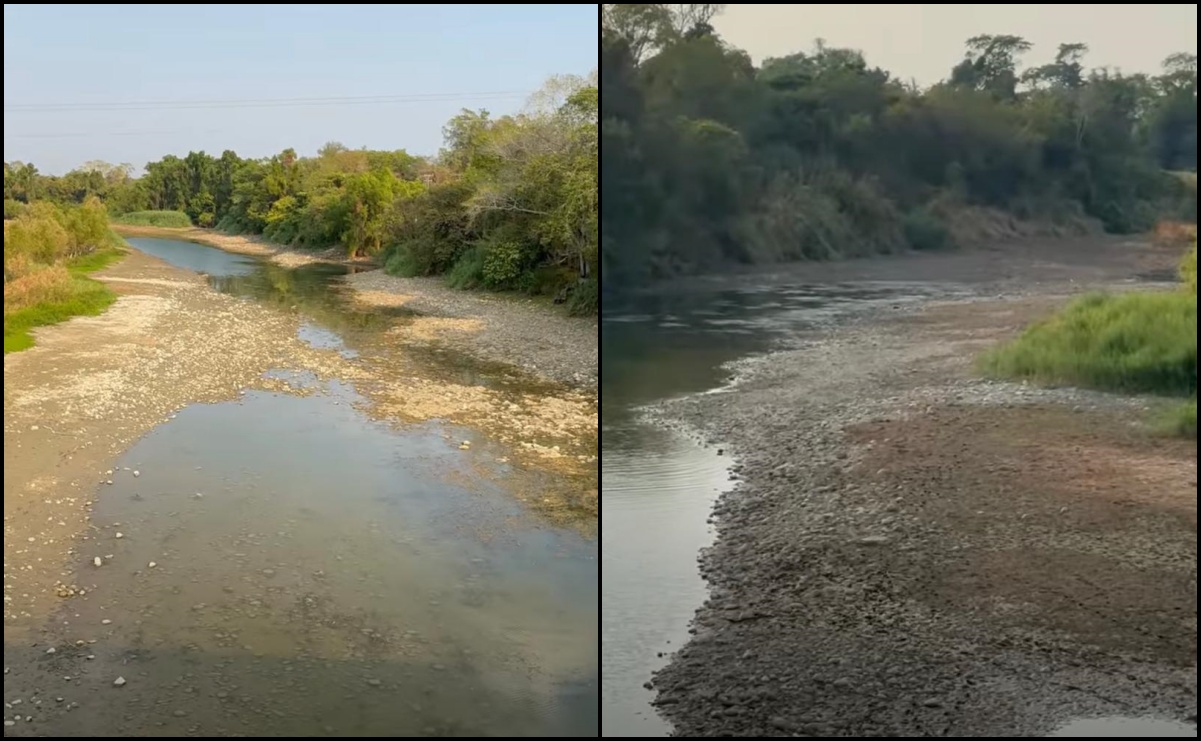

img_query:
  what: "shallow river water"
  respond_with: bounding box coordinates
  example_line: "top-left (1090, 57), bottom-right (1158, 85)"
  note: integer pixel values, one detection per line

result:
top-left (59, 238), bottom-right (598, 736)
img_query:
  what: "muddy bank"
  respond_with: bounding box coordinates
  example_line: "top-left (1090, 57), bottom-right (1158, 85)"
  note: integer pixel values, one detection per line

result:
top-left (112, 225), bottom-right (598, 390)
top-left (648, 238), bottom-right (1196, 736)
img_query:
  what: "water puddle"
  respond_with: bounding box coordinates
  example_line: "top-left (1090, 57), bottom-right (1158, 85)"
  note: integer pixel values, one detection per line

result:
top-left (1048, 716), bottom-right (1196, 737)
top-left (71, 381), bottom-right (596, 736)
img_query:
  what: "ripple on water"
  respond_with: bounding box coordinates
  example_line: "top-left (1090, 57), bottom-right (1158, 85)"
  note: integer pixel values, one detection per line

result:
top-left (602, 423), bottom-right (731, 737)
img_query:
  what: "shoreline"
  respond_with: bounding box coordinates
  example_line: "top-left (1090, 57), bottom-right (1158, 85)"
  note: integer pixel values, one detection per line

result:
top-left (112, 224), bottom-right (598, 391)
top-left (646, 237), bottom-right (1196, 736)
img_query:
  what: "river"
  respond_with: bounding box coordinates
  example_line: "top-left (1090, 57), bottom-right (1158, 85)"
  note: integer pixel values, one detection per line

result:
top-left (600, 279), bottom-right (955, 736)
top-left (46, 238), bottom-right (598, 737)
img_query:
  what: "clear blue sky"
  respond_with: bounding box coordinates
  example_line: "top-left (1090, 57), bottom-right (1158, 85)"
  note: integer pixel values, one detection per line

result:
top-left (3, 4), bottom-right (599, 174)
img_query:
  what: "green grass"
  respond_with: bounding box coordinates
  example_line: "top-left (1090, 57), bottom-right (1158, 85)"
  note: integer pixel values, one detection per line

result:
top-left (111, 210), bottom-right (193, 228)
top-left (979, 291), bottom-right (1196, 397)
top-left (1156, 398), bottom-right (1197, 439)
top-left (3, 244), bottom-right (126, 354)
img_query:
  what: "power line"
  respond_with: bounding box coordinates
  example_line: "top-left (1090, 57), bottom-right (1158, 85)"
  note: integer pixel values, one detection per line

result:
top-left (6, 130), bottom-right (224, 139)
top-left (4, 90), bottom-right (531, 113)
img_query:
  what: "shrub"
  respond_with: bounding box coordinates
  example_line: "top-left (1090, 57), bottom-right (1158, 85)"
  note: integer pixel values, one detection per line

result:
top-left (903, 208), bottom-right (954, 251)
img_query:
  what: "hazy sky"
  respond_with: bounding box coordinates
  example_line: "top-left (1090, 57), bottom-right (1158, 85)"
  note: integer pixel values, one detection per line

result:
top-left (3, 4), bottom-right (597, 174)
top-left (715, 4), bottom-right (1198, 84)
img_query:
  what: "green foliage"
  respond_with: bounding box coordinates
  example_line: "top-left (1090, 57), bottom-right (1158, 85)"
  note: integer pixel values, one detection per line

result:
top-left (4, 197), bottom-right (125, 353)
top-left (979, 291), bottom-right (1196, 396)
top-left (445, 246), bottom-right (487, 290)
top-left (4, 74), bottom-right (598, 314)
top-left (1156, 398), bottom-right (1197, 438)
top-left (1180, 243), bottom-right (1197, 294)
top-left (903, 208), bottom-right (955, 250)
top-left (567, 278), bottom-right (598, 316)
top-left (601, 9), bottom-right (1198, 287)
top-left (4, 199), bottom-right (26, 219)
top-left (113, 210), bottom-right (193, 228)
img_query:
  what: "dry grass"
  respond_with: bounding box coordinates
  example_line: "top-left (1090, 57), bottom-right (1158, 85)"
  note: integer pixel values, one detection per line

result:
top-left (1153, 220), bottom-right (1198, 246)
top-left (3, 265), bottom-right (74, 313)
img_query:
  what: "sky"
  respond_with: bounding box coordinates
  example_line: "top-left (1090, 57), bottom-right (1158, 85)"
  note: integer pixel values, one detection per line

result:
top-left (715, 4), bottom-right (1198, 85)
top-left (3, 4), bottom-right (598, 174)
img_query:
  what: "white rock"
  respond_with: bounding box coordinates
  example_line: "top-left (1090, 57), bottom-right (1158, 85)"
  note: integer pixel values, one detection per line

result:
top-left (115, 533), bottom-right (124, 539)
top-left (46, 647), bottom-right (56, 654)
top-left (148, 561), bottom-right (157, 568)
top-left (113, 676), bottom-right (126, 687)
top-left (101, 619), bottom-right (112, 625)
top-left (132, 471), bottom-right (140, 477)
top-left (93, 557), bottom-right (103, 567)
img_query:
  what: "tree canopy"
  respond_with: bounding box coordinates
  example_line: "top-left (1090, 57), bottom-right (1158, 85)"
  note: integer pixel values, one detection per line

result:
top-left (601, 6), bottom-right (1197, 287)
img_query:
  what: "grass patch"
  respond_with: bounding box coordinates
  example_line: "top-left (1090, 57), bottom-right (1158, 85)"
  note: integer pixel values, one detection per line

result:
top-left (4, 243), bottom-right (126, 354)
top-left (1155, 398), bottom-right (1197, 439)
top-left (112, 210), bottom-right (193, 228)
top-left (979, 291), bottom-right (1196, 396)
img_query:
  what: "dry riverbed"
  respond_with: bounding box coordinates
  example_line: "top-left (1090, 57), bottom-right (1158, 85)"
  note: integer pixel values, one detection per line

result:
top-left (112, 225), bottom-right (598, 389)
top-left (4, 239), bottom-right (598, 735)
top-left (647, 237), bottom-right (1196, 736)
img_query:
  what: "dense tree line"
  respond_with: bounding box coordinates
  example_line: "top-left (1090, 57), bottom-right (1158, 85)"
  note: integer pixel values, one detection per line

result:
top-left (4, 75), bottom-right (599, 314)
top-left (601, 4), bottom-right (1198, 287)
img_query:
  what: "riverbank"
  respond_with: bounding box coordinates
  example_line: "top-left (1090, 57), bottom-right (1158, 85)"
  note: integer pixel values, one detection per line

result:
top-left (648, 236), bottom-right (1196, 736)
top-left (112, 225), bottom-right (598, 390)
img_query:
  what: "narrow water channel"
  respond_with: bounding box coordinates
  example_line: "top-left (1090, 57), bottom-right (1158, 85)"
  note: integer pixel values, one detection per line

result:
top-left (66, 238), bottom-right (598, 736)
top-left (600, 281), bottom-right (956, 737)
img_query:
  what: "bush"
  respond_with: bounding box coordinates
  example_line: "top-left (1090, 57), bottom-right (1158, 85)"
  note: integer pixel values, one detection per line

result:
top-left (979, 291), bottom-right (1196, 396)
top-left (567, 278), bottom-right (598, 316)
top-left (444, 246), bottom-right (487, 290)
top-left (903, 208), bottom-right (954, 251)
top-left (112, 210), bottom-right (193, 228)
top-left (4, 199), bottom-right (27, 220)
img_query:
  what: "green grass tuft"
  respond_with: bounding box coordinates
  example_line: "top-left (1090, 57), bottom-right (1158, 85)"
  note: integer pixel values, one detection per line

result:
top-left (978, 291), bottom-right (1196, 397)
top-left (112, 210), bottom-right (193, 228)
top-left (1156, 398), bottom-right (1197, 439)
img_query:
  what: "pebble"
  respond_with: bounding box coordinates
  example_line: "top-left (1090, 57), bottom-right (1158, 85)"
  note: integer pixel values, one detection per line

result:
top-left (94, 556), bottom-right (103, 567)
top-left (101, 619), bottom-right (112, 625)
top-left (148, 562), bottom-right (157, 568)
top-left (366, 679), bottom-right (381, 687)
top-left (46, 647), bottom-right (56, 654)
top-left (113, 676), bottom-right (126, 687)
top-left (133, 471), bottom-right (140, 477)
top-left (4, 720), bottom-right (14, 727)
top-left (115, 532), bottom-right (124, 539)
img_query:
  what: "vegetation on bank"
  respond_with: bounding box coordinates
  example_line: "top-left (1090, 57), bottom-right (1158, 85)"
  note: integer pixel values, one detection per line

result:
top-left (601, 4), bottom-right (1198, 286)
top-left (3, 74), bottom-right (599, 315)
top-left (3, 198), bottom-right (126, 353)
top-left (980, 242), bottom-right (1198, 437)
top-left (111, 210), bottom-right (193, 228)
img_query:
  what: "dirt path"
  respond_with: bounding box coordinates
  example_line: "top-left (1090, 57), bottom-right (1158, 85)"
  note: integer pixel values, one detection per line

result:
top-left (648, 238), bottom-right (1196, 736)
